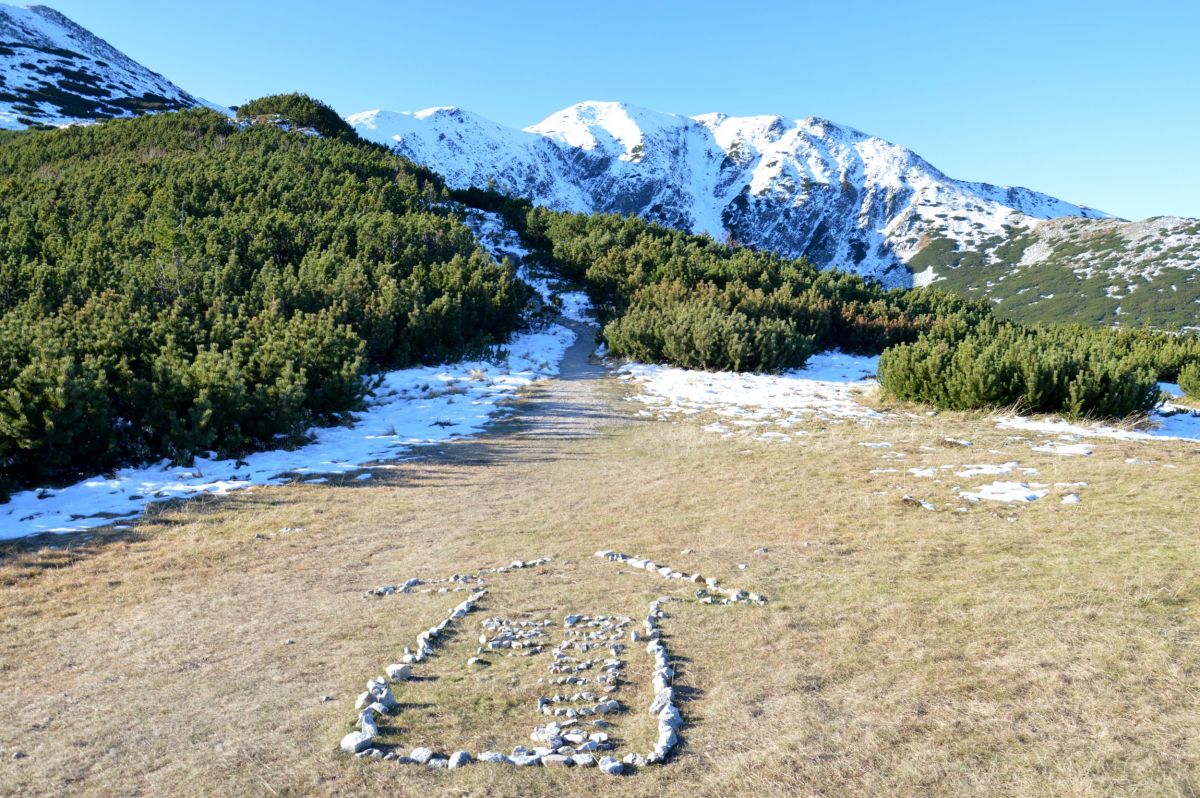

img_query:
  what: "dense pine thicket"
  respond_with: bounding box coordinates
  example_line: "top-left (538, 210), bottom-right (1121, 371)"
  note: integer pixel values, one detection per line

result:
top-left (235, 93), bottom-right (360, 141)
top-left (463, 188), bottom-right (1200, 416)
top-left (0, 105), bottom-right (528, 498)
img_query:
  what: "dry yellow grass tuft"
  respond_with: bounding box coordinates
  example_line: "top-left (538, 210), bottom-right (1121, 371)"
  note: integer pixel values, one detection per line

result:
top-left (1, 359), bottom-right (1198, 796)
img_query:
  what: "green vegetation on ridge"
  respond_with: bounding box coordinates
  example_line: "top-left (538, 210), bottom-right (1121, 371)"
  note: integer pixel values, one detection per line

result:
top-left (463, 188), bottom-right (1200, 416)
top-left (0, 101), bottom-right (527, 498)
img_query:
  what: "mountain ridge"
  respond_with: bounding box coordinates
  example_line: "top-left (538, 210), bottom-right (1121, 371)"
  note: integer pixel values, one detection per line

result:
top-left (348, 100), bottom-right (1108, 289)
top-left (0, 2), bottom-right (217, 129)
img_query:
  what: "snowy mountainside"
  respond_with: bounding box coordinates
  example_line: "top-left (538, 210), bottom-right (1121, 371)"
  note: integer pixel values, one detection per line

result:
top-left (349, 100), bottom-right (1108, 289)
top-left (0, 3), bottom-right (217, 129)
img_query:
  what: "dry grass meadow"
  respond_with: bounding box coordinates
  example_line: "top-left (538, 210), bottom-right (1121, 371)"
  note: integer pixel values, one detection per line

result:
top-left (1, 351), bottom-right (1198, 797)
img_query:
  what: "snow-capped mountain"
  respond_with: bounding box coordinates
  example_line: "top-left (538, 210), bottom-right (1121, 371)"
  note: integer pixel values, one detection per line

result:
top-left (0, 3), bottom-right (217, 129)
top-left (348, 101), bottom-right (1108, 288)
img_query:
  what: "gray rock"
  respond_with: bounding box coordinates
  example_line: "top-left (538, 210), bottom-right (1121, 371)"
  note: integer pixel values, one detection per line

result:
top-left (428, 757), bottom-right (449, 768)
top-left (340, 731), bottom-right (374, 754)
top-left (448, 751), bottom-right (472, 769)
top-left (511, 754), bottom-right (542, 766)
top-left (410, 746), bottom-right (435, 764)
top-left (478, 751), bottom-right (513, 764)
top-left (649, 688), bottom-right (674, 715)
top-left (571, 753), bottom-right (597, 767)
top-left (542, 754), bottom-right (573, 767)
top-left (659, 704), bottom-right (684, 731)
top-left (385, 663), bottom-right (412, 681)
top-left (599, 755), bottom-right (625, 775)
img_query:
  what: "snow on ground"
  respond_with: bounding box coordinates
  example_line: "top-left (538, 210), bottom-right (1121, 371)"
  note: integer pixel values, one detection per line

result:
top-left (996, 380), bottom-right (1200, 444)
top-left (463, 208), bottom-right (591, 323)
top-left (1031, 441), bottom-right (1094, 456)
top-left (0, 326), bottom-right (576, 540)
top-left (997, 405), bottom-right (1200, 445)
top-left (618, 352), bottom-right (882, 440)
top-left (960, 481), bottom-right (1049, 504)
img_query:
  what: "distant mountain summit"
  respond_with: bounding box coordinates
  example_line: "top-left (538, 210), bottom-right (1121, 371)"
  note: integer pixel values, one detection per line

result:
top-left (348, 100), bottom-right (1108, 289)
top-left (0, 3), bottom-right (216, 129)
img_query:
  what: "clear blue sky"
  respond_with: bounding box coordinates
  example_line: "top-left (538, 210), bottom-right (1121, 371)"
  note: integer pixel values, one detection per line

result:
top-left (40, 0), bottom-right (1200, 220)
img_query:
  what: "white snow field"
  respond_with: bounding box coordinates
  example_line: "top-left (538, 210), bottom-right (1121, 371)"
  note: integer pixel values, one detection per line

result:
top-left (618, 351), bottom-right (1200, 448)
top-left (618, 352), bottom-right (883, 440)
top-left (0, 326), bottom-right (575, 540)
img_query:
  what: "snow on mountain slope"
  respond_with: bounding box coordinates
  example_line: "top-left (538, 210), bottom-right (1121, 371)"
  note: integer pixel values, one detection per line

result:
top-left (350, 100), bottom-right (1107, 288)
top-left (0, 3), bottom-right (218, 129)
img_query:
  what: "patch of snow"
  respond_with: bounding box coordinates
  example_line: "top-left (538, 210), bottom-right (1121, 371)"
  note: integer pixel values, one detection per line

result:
top-left (1, 326), bottom-right (576, 540)
top-left (954, 462), bottom-right (1021, 477)
top-left (999, 408), bottom-right (1200, 444)
top-left (462, 208), bottom-right (591, 323)
top-left (1031, 441), bottom-right (1094, 456)
top-left (617, 352), bottom-right (882, 437)
top-left (960, 481), bottom-right (1049, 503)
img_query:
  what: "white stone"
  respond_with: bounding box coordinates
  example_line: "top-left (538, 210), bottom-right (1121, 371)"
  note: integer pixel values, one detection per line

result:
top-left (478, 751), bottom-right (512, 764)
top-left (599, 755), bottom-right (625, 775)
top-left (448, 751), bottom-right (472, 769)
top-left (340, 731), bottom-right (374, 754)
top-left (659, 704), bottom-right (683, 731)
top-left (410, 747), bottom-right (434, 764)
top-left (385, 663), bottom-right (411, 682)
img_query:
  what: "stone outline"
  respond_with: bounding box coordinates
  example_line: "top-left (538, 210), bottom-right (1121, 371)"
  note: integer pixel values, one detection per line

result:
top-left (339, 551), bottom-right (767, 774)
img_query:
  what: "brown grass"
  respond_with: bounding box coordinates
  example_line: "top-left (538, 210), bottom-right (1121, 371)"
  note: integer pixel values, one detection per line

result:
top-left (1, 375), bottom-right (1198, 797)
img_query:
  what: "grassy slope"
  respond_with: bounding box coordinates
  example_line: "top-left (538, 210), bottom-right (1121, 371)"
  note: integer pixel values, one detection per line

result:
top-left (909, 231), bottom-right (1200, 329)
top-left (0, 373), bottom-right (1198, 796)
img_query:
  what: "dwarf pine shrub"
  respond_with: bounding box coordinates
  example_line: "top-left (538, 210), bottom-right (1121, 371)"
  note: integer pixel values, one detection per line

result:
top-left (878, 321), bottom-right (1161, 418)
top-left (0, 105), bottom-right (528, 492)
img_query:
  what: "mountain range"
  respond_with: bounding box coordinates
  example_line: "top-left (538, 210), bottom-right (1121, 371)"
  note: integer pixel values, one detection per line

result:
top-left (3, 2), bottom-right (1198, 327)
top-left (348, 103), bottom-right (1107, 290)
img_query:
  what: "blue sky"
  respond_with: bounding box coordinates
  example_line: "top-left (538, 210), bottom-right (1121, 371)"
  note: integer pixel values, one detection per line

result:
top-left (42, 0), bottom-right (1199, 220)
